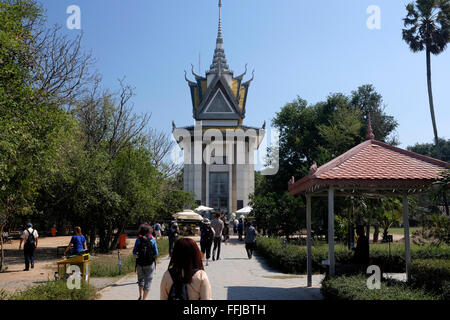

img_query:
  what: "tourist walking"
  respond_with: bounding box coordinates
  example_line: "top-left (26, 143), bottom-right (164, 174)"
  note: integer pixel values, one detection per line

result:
top-left (211, 212), bottom-right (224, 261)
top-left (222, 221), bottom-right (230, 245)
top-left (237, 218), bottom-right (244, 241)
top-left (154, 222), bottom-right (161, 240)
top-left (168, 219), bottom-right (179, 256)
top-left (19, 223), bottom-right (39, 271)
top-left (244, 221), bottom-right (257, 259)
top-left (160, 238), bottom-right (212, 300)
top-left (63, 226), bottom-right (87, 257)
top-left (199, 218), bottom-right (215, 266)
top-left (133, 224), bottom-right (158, 300)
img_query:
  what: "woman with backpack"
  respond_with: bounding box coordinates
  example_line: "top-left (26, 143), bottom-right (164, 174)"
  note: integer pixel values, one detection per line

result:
top-left (160, 238), bottom-right (211, 300)
top-left (133, 224), bottom-right (159, 300)
top-left (199, 218), bottom-right (215, 266)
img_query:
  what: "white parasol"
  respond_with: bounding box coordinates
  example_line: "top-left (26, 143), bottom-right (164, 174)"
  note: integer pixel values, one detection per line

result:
top-left (194, 205), bottom-right (214, 213)
top-left (235, 206), bottom-right (253, 215)
top-left (172, 210), bottom-right (204, 221)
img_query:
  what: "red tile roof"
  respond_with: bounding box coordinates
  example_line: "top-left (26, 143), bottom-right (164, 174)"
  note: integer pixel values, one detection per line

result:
top-left (289, 140), bottom-right (449, 195)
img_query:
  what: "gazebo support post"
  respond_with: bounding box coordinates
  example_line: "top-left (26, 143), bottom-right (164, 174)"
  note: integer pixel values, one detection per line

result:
top-left (403, 194), bottom-right (411, 282)
top-left (328, 187), bottom-right (335, 276)
top-left (306, 194), bottom-right (312, 287)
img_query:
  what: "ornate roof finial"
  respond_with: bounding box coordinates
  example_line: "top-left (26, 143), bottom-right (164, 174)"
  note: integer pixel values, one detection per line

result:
top-left (208, 0), bottom-right (230, 74)
top-left (309, 161), bottom-right (318, 175)
top-left (288, 176), bottom-right (295, 186)
top-left (218, 0), bottom-right (223, 39)
top-left (367, 114), bottom-right (375, 140)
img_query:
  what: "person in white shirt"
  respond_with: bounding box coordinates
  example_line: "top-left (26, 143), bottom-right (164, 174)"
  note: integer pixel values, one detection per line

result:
top-left (19, 223), bottom-right (39, 271)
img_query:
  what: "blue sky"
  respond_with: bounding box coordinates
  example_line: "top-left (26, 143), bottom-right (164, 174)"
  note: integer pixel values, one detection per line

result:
top-left (44, 0), bottom-right (449, 149)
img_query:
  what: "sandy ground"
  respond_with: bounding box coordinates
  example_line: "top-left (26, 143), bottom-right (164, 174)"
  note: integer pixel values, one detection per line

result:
top-left (0, 236), bottom-right (129, 294)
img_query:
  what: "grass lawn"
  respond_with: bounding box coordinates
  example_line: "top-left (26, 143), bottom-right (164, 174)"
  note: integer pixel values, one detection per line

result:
top-left (90, 237), bottom-right (169, 278)
top-left (389, 227), bottom-right (420, 235)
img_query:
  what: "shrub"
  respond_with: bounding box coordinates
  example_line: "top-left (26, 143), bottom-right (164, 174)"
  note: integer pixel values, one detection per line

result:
top-left (10, 280), bottom-right (97, 300)
top-left (410, 259), bottom-right (450, 299)
top-left (90, 238), bottom-right (169, 277)
top-left (256, 236), bottom-right (450, 274)
top-left (321, 275), bottom-right (439, 300)
top-left (0, 289), bottom-right (9, 300)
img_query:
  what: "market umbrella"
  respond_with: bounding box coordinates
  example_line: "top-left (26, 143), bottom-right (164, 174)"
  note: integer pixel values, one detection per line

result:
top-left (235, 206), bottom-right (252, 215)
top-left (172, 210), bottom-right (204, 221)
top-left (194, 206), bottom-right (214, 213)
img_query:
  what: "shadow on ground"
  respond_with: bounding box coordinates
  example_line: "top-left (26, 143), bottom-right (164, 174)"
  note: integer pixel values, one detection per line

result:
top-left (226, 286), bottom-right (323, 300)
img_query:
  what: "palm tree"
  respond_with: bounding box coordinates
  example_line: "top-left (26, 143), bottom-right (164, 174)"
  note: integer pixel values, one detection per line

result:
top-left (402, 0), bottom-right (450, 158)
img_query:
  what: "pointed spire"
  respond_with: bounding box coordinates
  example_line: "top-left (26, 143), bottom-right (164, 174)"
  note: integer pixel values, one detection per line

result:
top-left (208, 0), bottom-right (230, 74)
top-left (367, 114), bottom-right (375, 140)
top-left (218, 0), bottom-right (223, 39)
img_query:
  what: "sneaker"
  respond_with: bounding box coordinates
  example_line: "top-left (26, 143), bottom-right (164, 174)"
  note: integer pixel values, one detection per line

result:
top-left (23, 269), bottom-right (29, 271)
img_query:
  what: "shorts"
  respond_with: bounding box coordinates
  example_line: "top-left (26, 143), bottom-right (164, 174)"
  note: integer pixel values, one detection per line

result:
top-left (200, 240), bottom-right (213, 259)
top-left (137, 264), bottom-right (155, 291)
top-left (155, 230), bottom-right (161, 237)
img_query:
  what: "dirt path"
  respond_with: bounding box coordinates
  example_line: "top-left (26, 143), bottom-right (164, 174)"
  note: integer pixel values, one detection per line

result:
top-left (0, 236), bottom-right (129, 294)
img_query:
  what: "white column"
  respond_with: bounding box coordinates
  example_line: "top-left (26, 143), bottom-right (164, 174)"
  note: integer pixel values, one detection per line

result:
top-left (403, 194), bottom-right (411, 281)
top-left (306, 194), bottom-right (312, 287)
top-left (206, 164), bottom-right (210, 206)
top-left (228, 164), bottom-right (232, 218)
top-left (328, 187), bottom-right (335, 276)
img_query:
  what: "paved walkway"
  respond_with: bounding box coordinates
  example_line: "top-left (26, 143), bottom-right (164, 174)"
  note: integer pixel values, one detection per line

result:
top-left (98, 235), bottom-right (324, 300)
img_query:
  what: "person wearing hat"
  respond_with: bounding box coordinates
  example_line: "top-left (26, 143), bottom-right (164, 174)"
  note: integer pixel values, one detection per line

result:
top-left (19, 223), bottom-right (39, 271)
top-left (168, 219), bottom-right (180, 257)
top-left (199, 218), bottom-right (215, 266)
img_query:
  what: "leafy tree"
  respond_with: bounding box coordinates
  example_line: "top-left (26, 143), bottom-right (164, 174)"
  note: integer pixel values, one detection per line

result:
top-left (249, 192), bottom-right (304, 239)
top-left (350, 85), bottom-right (399, 145)
top-left (408, 138), bottom-right (450, 162)
top-left (402, 0), bottom-right (450, 157)
top-left (0, 0), bottom-right (71, 270)
top-left (253, 85), bottom-right (399, 240)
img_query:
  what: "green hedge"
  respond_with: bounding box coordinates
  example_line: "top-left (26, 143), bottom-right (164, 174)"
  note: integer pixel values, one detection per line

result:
top-left (410, 259), bottom-right (450, 299)
top-left (9, 280), bottom-right (97, 300)
top-left (256, 236), bottom-right (450, 274)
top-left (321, 275), bottom-right (439, 300)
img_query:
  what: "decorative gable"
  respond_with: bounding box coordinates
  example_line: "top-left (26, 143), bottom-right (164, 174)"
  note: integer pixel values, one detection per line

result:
top-left (205, 89), bottom-right (234, 113)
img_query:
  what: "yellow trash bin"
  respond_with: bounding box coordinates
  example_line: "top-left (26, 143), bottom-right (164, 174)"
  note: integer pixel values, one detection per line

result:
top-left (57, 253), bottom-right (91, 285)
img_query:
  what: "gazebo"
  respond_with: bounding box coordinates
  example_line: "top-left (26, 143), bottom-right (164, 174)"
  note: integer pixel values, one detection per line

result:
top-left (288, 126), bottom-right (449, 287)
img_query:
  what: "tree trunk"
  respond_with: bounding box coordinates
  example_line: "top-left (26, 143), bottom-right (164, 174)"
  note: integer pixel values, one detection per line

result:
top-left (110, 223), bottom-right (125, 251)
top-left (382, 226), bottom-right (389, 241)
top-left (0, 224), bottom-right (5, 272)
top-left (426, 47), bottom-right (441, 158)
top-left (443, 193), bottom-right (449, 216)
top-left (373, 225), bottom-right (380, 243)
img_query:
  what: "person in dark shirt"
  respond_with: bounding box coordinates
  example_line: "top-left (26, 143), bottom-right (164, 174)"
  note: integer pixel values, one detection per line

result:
top-left (64, 226), bottom-right (87, 257)
top-left (353, 225), bottom-right (369, 265)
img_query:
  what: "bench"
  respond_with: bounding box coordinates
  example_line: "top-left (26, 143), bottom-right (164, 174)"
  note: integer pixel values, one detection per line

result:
top-left (56, 246), bottom-right (67, 257)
